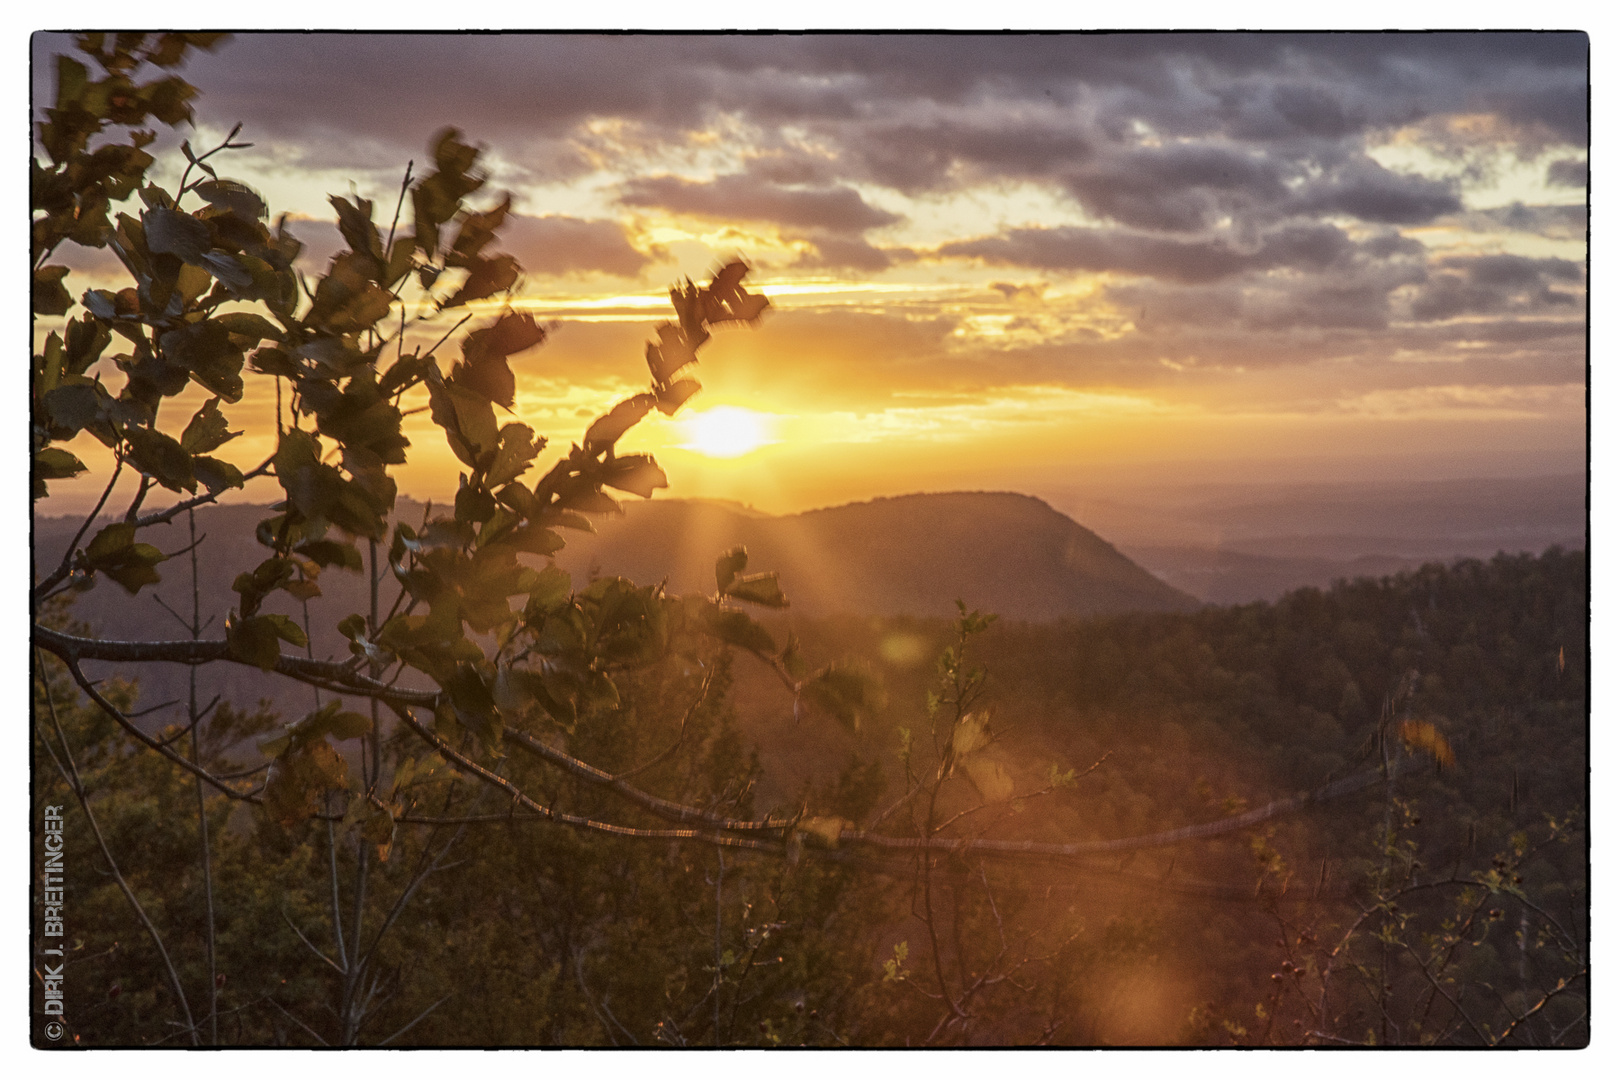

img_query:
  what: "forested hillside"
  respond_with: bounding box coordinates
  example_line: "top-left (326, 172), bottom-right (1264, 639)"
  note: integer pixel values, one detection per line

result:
top-left (34, 547), bottom-right (1586, 1045)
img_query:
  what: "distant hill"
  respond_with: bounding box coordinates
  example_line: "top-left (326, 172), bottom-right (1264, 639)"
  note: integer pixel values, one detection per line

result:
top-left (551, 492), bottom-right (1201, 620)
top-left (33, 492), bottom-right (1195, 724)
top-left (1040, 473), bottom-right (1586, 604)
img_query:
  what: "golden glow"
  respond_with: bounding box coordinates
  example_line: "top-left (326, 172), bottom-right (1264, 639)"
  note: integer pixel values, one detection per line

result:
top-left (676, 406), bottom-right (776, 458)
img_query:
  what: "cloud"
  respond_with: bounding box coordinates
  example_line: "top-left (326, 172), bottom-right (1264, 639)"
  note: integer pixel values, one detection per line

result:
top-left (940, 222), bottom-right (1418, 285)
top-left (618, 173), bottom-right (900, 234)
top-left (1288, 159), bottom-right (1462, 224)
top-left (1407, 254), bottom-right (1585, 322)
top-left (501, 215), bottom-right (649, 278)
top-left (1546, 158), bottom-right (1588, 188)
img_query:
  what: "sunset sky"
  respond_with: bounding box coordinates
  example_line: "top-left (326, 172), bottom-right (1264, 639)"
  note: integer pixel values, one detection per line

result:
top-left (32, 31), bottom-right (1589, 517)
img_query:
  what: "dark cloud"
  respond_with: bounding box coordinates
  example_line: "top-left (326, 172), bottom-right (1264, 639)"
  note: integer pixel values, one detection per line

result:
top-left (61, 32), bottom-right (1579, 186)
top-left (1407, 254), bottom-right (1585, 322)
top-left (1546, 158), bottom-right (1588, 188)
top-left (1289, 159), bottom-right (1462, 224)
top-left (618, 173), bottom-right (900, 234)
top-left (1465, 203), bottom-right (1586, 239)
top-left (274, 212), bottom-right (645, 280)
top-left (790, 234), bottom-right (901, 273)
top-left (501, 215), bottom-right (648, 278)
top-left (941, 222), bottom-right (1417, 285)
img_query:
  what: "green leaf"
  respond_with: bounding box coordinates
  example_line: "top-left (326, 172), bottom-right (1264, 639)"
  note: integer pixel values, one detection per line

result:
top-left (262, 612), bottom-right (309, 648)
top-left (715, 546), bottom-right (748, 593)
top-left (226, 612), bottom-right (282, 672)
top-left (78, 521), bottom-right (169, 594)
top-left (213, 311), bottom-right (281, 345)
top-left (427, 380), bottom-right (499, 467)
top-left (85, 522), bottom-right (137, 563)
top-left (35, 446), bottom-right (88, 481)
top-left (525, 565), bottom-right (572, 616)
top-left (159, 320), bottom-right (244, 402)
top-left (326, 709), bottom-right (373, 740)
top-left (295, 539), bottom-right (363, 571)
top-left (45, 382), bottom-right (105, 433)
top-left (725, 571), bottom-right (789, 609)
top-left (179, 397), bottom-right (239, 453)
top-left (445, 663), bottom-right (501, 745)
top-left (507, 524), bottom-right (565, 557)
top-left (124, 425), bottom-right (196, 493)
top-left (191, 455), bottom-right (244, 494)
top-left (486, 423), bottom-right (541, 488)
top-left (33, 265), bottom-right (74, 315)
top-left (558, 488), bottom-right (621, 516)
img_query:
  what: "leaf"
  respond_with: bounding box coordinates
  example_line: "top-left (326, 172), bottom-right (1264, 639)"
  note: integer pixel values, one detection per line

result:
top-left (362, 806), bottom-right (396, 861)
top-left (33, 265), bottom-right (74, 315)
top-left (143, 207), bottom-right (212, 263)
top-left (325, 709), bottom-right (373, 740)
top-left (191, 456), bottom-right (244, 494)
top-left (801, 663), bottom-right (886, 733)
top-left (295, 539), bottom-right (363, 571)
top-left (179, 397), bottom-right (239, 453)
top-left (427, 380), bottom-right (499, 466)
top-left (440, 253), bottom-right (519, 309)
top-left (558, 488), bottom-right (620, 516)
top-left (600, 454), bottom-right (667, 500)
top-left (226, 612), bottom-right (283, 672)
top-left (451, 312), bottom-right (546, 409)
top-left (780, 636), bottom-right (809, 681)
top-left (724, 571), bottom-right (789, 609)
top-left (194, 179), bottom-right (267, 220)
top-left (77, 521), bottom-right (167, 594)
top-left (645, 323), bottom-right (699, 384)
top-left (159, 320), bottom-right (245, 402)
top-left (525, 565), bottom-right (572, 616)
top-left (714, 546), bottom-right (748, 593)
top-left (583, 394), bottom-right (656, 453)
top-left (655, 378), bottom-right (702, 416)
top-left (263, 613), bottom-right (309, 648)
top-left (445, 663), bottom-right (501, 746)
top-left (949, 711), bottom-right (994, 762)
top-left (448, 193), bottom-right (511, 266)
top-left (962, 756), bottom-right (1016, 803)
top-left (44, 383), bottom-right (103, 433)
top-left (329, 194), bottom-right (384, 263)
top-left (35, 446), bottom-right (87, 481)
top-left (705, 607), bottom-right (775, 655)
top-left (124, 425), bottom-right (196, 492)
top-left (485, 423), bottom-right (541, 488)
top-left (213, 311), bottom-right (281, 345)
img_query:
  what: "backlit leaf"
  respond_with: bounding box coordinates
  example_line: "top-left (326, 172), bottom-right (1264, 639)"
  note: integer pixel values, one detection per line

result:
top-left (715, 546), bottom-right (748, 593)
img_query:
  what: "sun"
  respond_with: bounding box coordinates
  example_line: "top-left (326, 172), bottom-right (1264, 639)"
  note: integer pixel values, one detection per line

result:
top-left (677, 406), bottom-right (775, 458)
